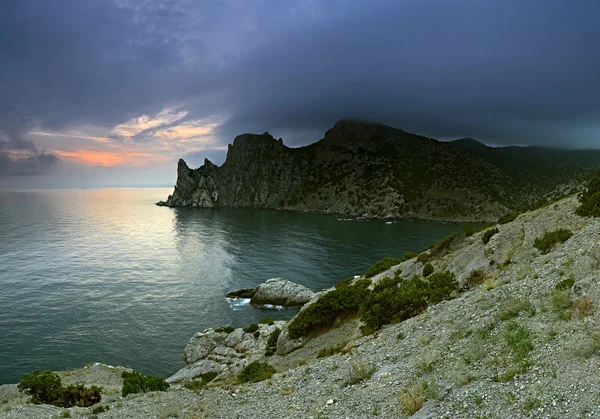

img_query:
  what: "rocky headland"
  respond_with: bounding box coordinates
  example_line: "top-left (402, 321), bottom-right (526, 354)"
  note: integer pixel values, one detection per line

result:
top-left (5, 192), bottom-right (600, 418)
top-left (157, 119), bottom-right (600, 221)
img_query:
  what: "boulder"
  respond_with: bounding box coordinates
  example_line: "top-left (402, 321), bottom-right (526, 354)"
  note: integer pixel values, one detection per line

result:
top-left (250, 278), bottom-right (315, 307)
top-left (167, 321), bottom-right (285, 383)
top-left (225, 288), bottom-right (256, 299)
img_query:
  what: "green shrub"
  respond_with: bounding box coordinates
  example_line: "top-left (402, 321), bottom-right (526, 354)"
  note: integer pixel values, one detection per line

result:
top-left (498, 212), bottom-right (518, 224)
top-left (18, 370), bottom-right (62, 405)
top-left (504, 322), bottom-right (533, 362)
top-left (416, 253), bottom-right (430, 263)
top-left (425, 271), bottom-right (459, 304)
top-left (335, 277), bottom-right (354, 288)
top-left (429, 233), bottom-right (461, 257)
top-left (260, 317), bottom-right (275, 325)
top-left (242, 323), bottom-right (259, 334)
top-left (265, 328), bottom-right (281, 356)
top-left (462, 224), bottom-right (475, 237)
top-left (121, 371), bottom-right (169, 397)
top-left (91, 405), bottom-right (110, 414)
top-left (183, 372), bottom-right (218, 392)
top-left (498, 298), bottom-right (534, 320)
top-left (364, 257), bottom-right (402, 278)
top-left (238, 361), bottom-right (276, 383)
top-left (214, 326), bottom-right (235, 333)
top-left (552, 290), bottom-right (573, 312)
top-left (287, 279), bottom-right (370, 339)
top-left (482, 227), bottom-right (499, 244)
top-left (533, 229), bottom-right (573, 254)
top-left (359, 276), bottom-right (429, 330)
top-left (400, 252), bottom-right (419, 262)
top-left (422, 263), bottom-right (434, 277)
top-left (576, 171), bottom-right (600, 217)
top-left (57, 385), bottom-right (101, 408)
top-left (17, 370), bottom-right (101, 408)
top-left (555, 276), bottom-right (575, 290)
top-left (347, 355), bottom-right (374, 385)
top-left (316, 342), bottom-right (347, 358)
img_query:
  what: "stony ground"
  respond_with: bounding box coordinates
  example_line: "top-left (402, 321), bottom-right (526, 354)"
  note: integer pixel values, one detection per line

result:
top-left (3, 195), bottom-right (600, 418)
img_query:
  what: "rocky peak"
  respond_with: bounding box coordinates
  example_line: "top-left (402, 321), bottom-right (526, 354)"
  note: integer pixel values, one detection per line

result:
top-left (175, 158), bottom-right (197, 194)
top-left (225, 132), bottom-right (286, 166)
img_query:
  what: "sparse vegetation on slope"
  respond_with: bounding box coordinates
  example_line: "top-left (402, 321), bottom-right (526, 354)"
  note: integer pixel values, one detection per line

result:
top-left (18, 370), bottom-right (101, 408)
top-left (238, 361), bottom-right (276, 383)
top-left (364, 257), bottom-right (402, 278)
top-left (121, 371), bottom-right (169, 397)
top-left (533, 228), bottom-right (573, 254)
top-left (576, 170), bottom-right (600, 217)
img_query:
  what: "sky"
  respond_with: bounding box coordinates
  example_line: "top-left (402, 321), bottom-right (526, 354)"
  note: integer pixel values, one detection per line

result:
top-left (1, 0), bottom-right (600, 188)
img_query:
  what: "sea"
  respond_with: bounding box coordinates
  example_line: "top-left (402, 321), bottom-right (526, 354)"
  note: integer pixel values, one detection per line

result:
top-left (0, 188), bottom-right (465, 384)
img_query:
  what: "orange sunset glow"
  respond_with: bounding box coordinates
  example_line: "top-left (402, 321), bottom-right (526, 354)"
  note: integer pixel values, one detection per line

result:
top-left (56, 150), bottom-right (163, 167)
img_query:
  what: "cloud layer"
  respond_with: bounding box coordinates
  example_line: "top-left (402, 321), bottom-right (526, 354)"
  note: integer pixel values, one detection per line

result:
top-left (1, 0), bottom-right (600, 185)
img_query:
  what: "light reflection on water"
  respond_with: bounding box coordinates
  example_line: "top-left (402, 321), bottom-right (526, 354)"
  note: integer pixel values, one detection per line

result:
top-left (0, 188), bottom-right (464, 384)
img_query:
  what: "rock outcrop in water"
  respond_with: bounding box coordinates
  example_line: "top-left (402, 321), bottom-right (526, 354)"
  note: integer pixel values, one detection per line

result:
top-left (158, 119), bottom-right (600, 221)
top-left (227, 278), bottom-right (316, 308)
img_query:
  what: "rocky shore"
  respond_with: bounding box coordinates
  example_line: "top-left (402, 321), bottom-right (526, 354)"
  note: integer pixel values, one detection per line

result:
top-left (4, 195), bottom-right (600, 418)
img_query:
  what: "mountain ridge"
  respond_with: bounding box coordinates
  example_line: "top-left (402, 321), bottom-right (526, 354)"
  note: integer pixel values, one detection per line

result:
top-left (158, 120), bottom-right (600, 221)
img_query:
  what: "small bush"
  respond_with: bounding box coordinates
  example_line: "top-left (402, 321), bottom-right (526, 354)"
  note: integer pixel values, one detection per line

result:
top-left (422, 263), bottom-right (434, 277)
top-left (504, 322), bottom-right (534, 362)
top-left (467, 269), bottom-right (486, 287)
top-left (425, 271), bottom-right (459, 304)
top-left (18, 370), bottom-right (62, 405)
top-left (429, 233), bottom-right (461, 257)
top-left (56, 385), bottom-right (102, 408)
top-left (18, 370), bottom-right (101, 408)
top-left (183, 371), bottom-right (218, 392)
top-left (242, 323), bottom-right (259, 334)
top-left (416, 253), bottom-right (430, 263)
top-left (552, 290), bottom-right (573, 312)
top-left (214, 326), bottom-right (235, 333)
top-left (316, 342), bottom-right (347, 358)
top-left (347, 355), bottom-right (374, 385)
top-left (359, 276), bottom-right (428, 330)
top-left (260, 317), bottom-right (275, 325)
top-left (288, 279), bottom-right (370, 338)
top-left (121, 371), bottom-right (169, 397)
top-left (400, 252), bottom-right (419, 262)
top-left (555, 276), bottom-right (575, 291)
top-left (238, 361), bottom-right (276, 383)
top-left (498, 298), bottom-right (534, 321)
top-left (574, 296), bottom-right (594, 317)
top-left (91, 405), bottom-right (110, 414)
top-left (462, 224), bottom-right (475, 237)
top-left (399, 381), bottom-right (436, 415)
top-left (364, 257), bottom-right (402, 278)
top-left (575, 171), bottom-right (600, 217)
top-left (265, 328), bottom-right (281, 356)
top-left (498, 212), bottom-right (518, 224)
top-left (482, 227), bottom-right (499, 244)
top-left (533, 229), bottom-right (573, 254)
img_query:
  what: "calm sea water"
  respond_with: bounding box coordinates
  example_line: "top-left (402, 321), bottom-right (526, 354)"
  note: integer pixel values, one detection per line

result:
top-left (0, 188), bottom-right (464, 384)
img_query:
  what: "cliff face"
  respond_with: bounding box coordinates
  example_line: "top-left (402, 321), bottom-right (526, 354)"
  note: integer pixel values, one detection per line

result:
top-left (158, 120), bottom-right (600, 221)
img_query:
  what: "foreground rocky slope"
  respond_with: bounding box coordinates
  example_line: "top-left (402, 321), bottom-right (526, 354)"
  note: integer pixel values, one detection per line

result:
top-left (5, 195), bottom-right (600, 418)
top-left (158, 120), bottom-right (599, 221)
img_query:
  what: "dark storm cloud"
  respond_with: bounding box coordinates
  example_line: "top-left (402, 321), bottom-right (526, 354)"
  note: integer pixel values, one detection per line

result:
top-left (219, 0), bottom-right (600, 147)
top-left (1, 0), bottom-right (600, 180)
